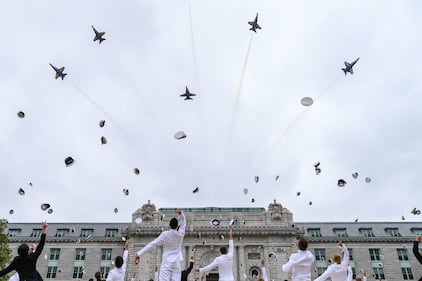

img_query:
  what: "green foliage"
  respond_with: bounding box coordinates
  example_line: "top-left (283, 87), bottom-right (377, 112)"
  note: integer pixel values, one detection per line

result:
top-left (0, 219), bottom-right (12, 281)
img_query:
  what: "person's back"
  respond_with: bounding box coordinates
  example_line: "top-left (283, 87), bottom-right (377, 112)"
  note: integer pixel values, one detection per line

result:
top-left (106, 240), bottom-right (129, 281)
top-left (314, 241), bottom-right (349, 281)
top-left (282, 237), bottom-right (314, 281)
top-left (196, 230), bottom-right (234, 281)
top-left (135, 209), bottom-right (186, 281)
top-left (0, 222), bottom-right (48, 281)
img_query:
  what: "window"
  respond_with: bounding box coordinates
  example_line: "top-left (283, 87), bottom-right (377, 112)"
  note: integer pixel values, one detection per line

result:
top-left (80, 229), bottom-right (94, 237)
top-left (101, 249), bottom-right (112, 261)
top-left (314, 249), bottom-right (326, 261)
top-left (31, 229), bottom-right (42, 237)
top-left (411, 228), bottom-right (422, 235)
top-left (308, 228), bottom-right (322, 237)
top-left (75, 248), bottom-right (86, 261)
top-left (72, 266), bottom-right (84, 279)
top-left (372, 267), bottom-right (385, 279)
top-left (401, 267), bottom-right (414, 280)
top-left (348, 248), bottom-right (354, 260)
top-left (100, 266), bottom-right (110, 279)
top-left (369, 249), bottom-right (381, 260)
top-left (247, 253), bottom-right (261, 260)
top-left (46, 266), bottom-right (57, 278)
top-left (386, 228), bottom-right (401, 237)
top-left (351, 267), bottom-right (356, 279)
top-left (333, 228), bottom-right (348, 237)
top-left (397, 248), bottom-right (409, 261)
top-left (105, 229), bottom-right (118, 237)
top-left (7, 229), bottom-right (21, 237)
top-left (55, 229), bottom-right (69, 237)
top-left (49, 248), bottom-right (61, 260)
top-left (360, 228), bottom-right (375, 237)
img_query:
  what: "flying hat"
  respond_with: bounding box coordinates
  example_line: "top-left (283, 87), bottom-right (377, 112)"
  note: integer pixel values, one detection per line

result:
top-left (301, 97), bottom-right (314, 106)
top-left (174, 131), bottom-right (187, 140)
top-left (65, 157), bottom-right (74, 167)
top-left (337, 179), bottom-right (347, 187)
top-left (41, 203), bottom-right (51, 211)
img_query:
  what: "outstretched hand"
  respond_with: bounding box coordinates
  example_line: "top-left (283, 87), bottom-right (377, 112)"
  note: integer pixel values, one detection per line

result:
top-left (260, 259), bottom-right (265, 267)
top-left (42, 221), bottom-right (48, 234)
top-left (134, 255), bottom-right (140, 265)
top-left (176, 208), bottom-right (182, 215)
top-left (194, 267), bottom-right (200, 273)
top-left (228, 229), bottom-right (233, 239)
top-left (125, 239), bottom-right (129, 250)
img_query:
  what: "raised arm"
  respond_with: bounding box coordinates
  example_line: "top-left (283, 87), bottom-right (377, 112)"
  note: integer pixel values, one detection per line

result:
top-left (261, 259), bottom-right (268, 281)
top-left (413, 236), bottom-right (422, 264)
top-left (122, 240), bottom-right (129, 273)
top-left (199, 257), bottom-right (220, 273)
top-left (314, 266), bottom-right (334, 281)
top-left (227, 230), bottom-right (234, 258)
top-left (176, 208), bottom-right (186, 236)
top-left (185, 257), bottom-right (194, 275)
top-left (0, 258), bottom-right (17, 277)
top-left (135, 232), bottom-right (166, 263)
top-left (346, 266), bottom-right (352, 281)
top-left (34, 221), bottom-right (48, 257)
top-left (339, 241), bottom-right (349, 267)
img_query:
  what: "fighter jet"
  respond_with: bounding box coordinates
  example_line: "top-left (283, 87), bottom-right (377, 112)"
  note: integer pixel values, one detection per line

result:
top-left (92, 25), bottom-right (106, 44)
top-left (180, 86), bottom-right (196, 100)
top-left (49, 63), bottom-right (67, 80)
top-left (248, 13), bottom-right (262, 33)
top-left (342, 57), bottom-right (360, 75)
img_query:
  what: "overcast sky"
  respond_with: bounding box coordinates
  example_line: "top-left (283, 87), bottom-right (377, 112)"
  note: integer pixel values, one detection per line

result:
top-left (1, 1), bottom-right (422, 224)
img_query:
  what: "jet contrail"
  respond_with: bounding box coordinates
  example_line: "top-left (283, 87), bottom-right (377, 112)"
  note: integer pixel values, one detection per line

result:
top-left (256, 74), bottom-right (343, 167)
top-left (68, 79), bottom-right (115, 123)
top-left (223, 33), bottom-right (254, 162)
top-left (105, 45), bottom-right (167, 136)
top-left (188, 0), bottom-right (200, 89)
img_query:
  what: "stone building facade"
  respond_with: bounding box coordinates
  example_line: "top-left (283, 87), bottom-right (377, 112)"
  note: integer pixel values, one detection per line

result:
top-left (4, 200), bottom-right (422, 281)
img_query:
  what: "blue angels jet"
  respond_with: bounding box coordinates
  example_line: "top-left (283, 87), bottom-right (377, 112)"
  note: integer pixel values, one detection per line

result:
top-left (92, 25), bottom-right (106, 44)
top-left (49, 63), bottom-right (67, 80)
top-left (248, 13), bottom-right (262, 33)
top-left (342, 57), bottom-right (360, 75)
top-left (180, 87), bottom-right (196, 100)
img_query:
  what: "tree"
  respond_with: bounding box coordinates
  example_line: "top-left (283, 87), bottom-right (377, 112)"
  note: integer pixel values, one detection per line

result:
top-left (0, 219), bottom-right (11, 281)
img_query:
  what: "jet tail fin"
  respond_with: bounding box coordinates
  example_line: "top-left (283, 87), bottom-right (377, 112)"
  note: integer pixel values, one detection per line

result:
top-left (342, 68), bottom-right (347, 75)
top-left (61, 73), bottom-right (68, 80)
top-left (185, 96), bottom-right (192, 100)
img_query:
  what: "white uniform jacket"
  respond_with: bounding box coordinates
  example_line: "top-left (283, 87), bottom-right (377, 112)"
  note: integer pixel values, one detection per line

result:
top-left (314, 244), bottom-right (349, 281)
top-left (106, 249), bottom-right (128, 281)
top-left (282, 249), bottom-right (315, 281)
top-left (137, 213), bottom-right (186, 264)
top-left (199, 239), bottom-right (234, 281)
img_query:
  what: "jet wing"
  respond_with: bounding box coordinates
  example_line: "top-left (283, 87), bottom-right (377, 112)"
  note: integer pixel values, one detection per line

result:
top-left (55, 73), bottom-right (59, 79)
top-left (180, 93), bottom-right (187, 97)
top-left (344, 61), bottom-right (350, 67)
top-left (248, 21), bottom-right (254, 25)
top-left (99, 32), bottom-right (105, 36)
top-left (59, 67), bottom-right (65, 72)
top-left (256, 24), bottom-right (262, 29)
top-left (349, 68), bottom-right (354, 75)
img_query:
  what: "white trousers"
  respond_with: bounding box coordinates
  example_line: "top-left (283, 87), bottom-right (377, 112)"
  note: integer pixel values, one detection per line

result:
top-left (159, 261), bottom-right (181, 281)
